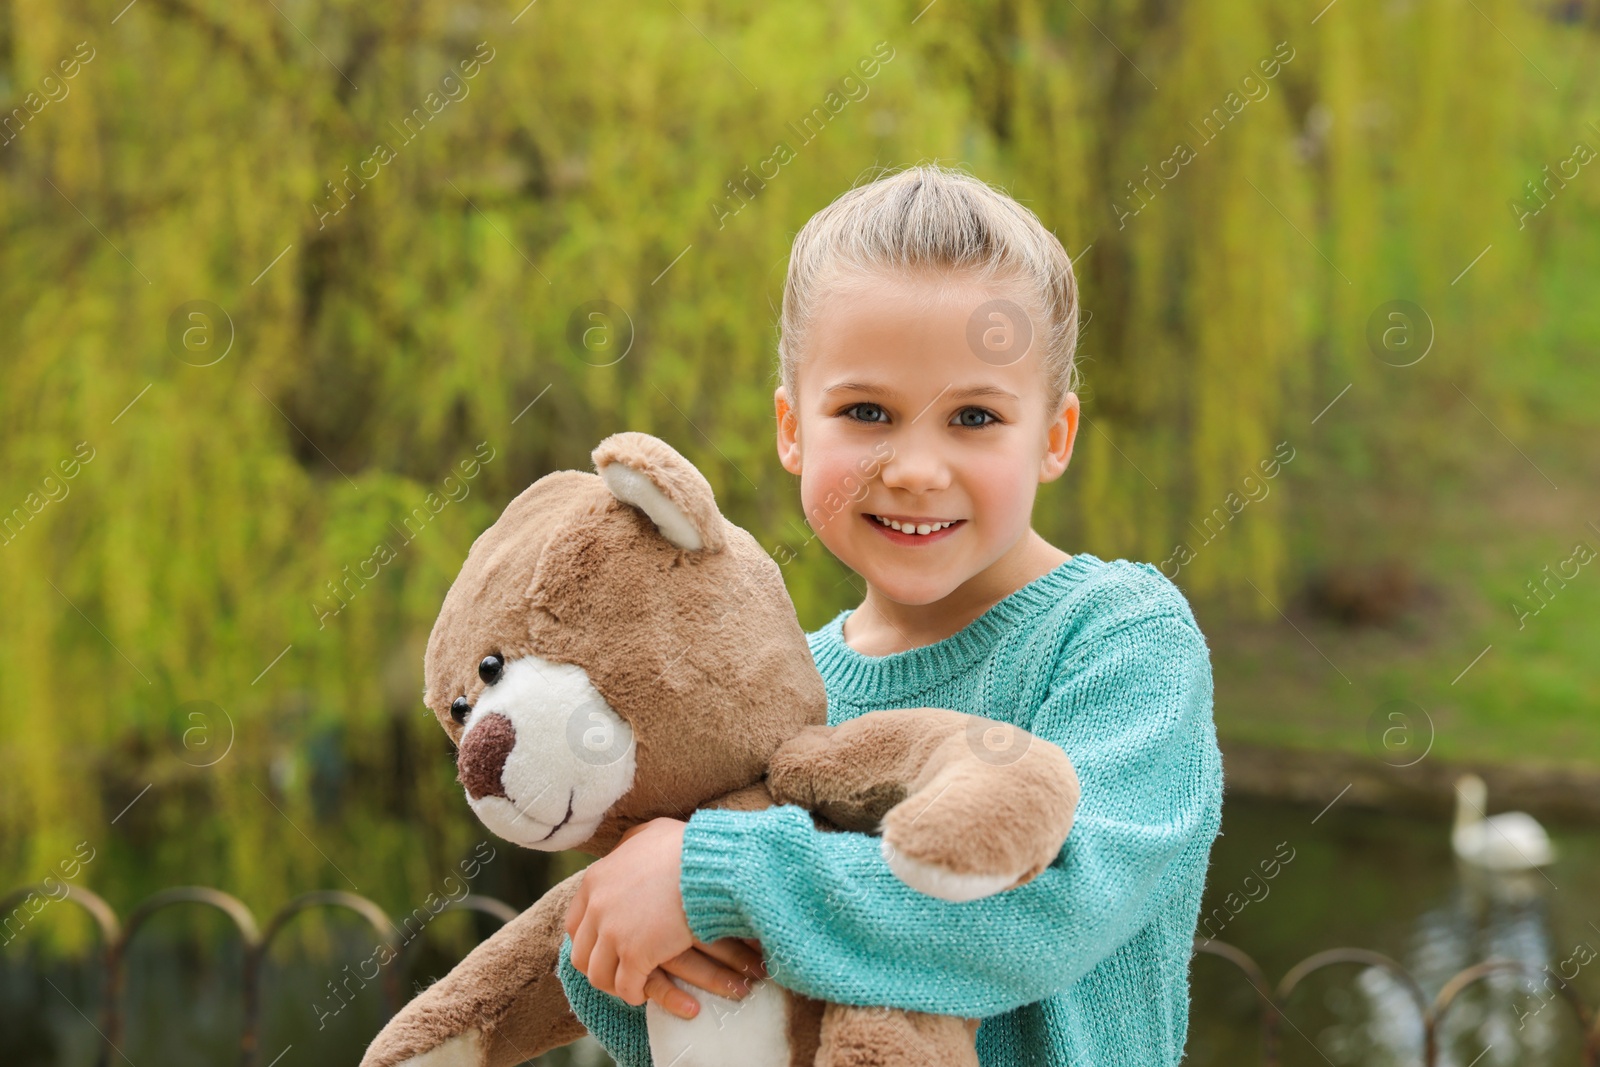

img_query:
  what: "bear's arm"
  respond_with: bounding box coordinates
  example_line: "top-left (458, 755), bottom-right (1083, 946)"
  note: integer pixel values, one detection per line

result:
top-left (360, 869), bottom-right (588, 1067)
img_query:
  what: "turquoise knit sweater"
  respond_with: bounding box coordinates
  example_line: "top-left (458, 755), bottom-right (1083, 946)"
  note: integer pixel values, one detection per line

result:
top-left (556, 552), bottom-right (1224, 1066)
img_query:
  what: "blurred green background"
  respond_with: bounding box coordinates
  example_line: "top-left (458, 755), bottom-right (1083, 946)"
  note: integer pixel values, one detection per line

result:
top-left (1, 0), bottom-right (1597, 1061)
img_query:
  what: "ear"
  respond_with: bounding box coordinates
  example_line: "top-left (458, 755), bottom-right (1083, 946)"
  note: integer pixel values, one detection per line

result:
top-left (774, 386), bottom-right (802, 476)
top-left (592, 432), bottom-right (727, 552)
top-left (1040, 392), bottom-right (1079, 483)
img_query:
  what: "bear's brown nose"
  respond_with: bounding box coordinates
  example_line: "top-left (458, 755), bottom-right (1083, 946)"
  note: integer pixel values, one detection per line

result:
top-left (458, 712), bottom-right (516, 801)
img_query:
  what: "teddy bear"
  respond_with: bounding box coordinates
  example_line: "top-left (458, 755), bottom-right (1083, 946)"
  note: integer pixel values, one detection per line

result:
top-left (359, 431), bottom-right (1081, 1067)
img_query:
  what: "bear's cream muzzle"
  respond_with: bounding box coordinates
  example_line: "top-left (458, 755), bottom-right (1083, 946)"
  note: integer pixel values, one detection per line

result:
top-left (455, 654), bottom-right (637, 851)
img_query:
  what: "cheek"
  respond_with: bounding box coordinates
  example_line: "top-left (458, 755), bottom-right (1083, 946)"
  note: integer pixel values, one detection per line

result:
top-left (800, 451), bottom-right (867, 519)
top-left (799, 431), bottom-right (880, 517)
top-left (965, 448), bottom-right (1038, 525)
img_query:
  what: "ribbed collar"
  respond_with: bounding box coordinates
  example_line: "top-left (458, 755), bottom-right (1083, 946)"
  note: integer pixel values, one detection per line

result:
top-left (807, 552), bottom-right (1106, 706)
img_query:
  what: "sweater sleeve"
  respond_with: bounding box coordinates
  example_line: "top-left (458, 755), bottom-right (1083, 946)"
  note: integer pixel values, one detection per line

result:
top-left (678, 609), bottom-right (1222, 1017)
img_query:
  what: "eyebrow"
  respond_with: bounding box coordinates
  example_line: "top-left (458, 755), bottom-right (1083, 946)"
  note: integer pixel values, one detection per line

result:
top-left (822, 382), bottom-right (1021, 402)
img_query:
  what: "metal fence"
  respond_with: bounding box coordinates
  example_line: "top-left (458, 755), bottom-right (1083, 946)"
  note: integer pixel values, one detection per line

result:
top-left (4, 882), bottom-right (1598, 1066)
top-left (1194, 937), bottom-right (1600, 1065)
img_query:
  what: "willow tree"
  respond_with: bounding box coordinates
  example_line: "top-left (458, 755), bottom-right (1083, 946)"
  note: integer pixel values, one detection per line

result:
top-left (0, 0), bottom-right (1583, 908)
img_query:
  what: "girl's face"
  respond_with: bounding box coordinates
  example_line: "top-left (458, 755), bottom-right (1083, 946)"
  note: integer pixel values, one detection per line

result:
top-left (775, 269), bottom-right (1078, 607)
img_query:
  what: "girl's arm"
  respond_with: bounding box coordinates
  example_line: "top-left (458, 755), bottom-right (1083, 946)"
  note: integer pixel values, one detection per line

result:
top-left (679, 609), bottom-right (1221, 1017)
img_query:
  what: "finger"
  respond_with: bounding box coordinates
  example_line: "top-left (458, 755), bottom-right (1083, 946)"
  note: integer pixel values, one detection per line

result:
top-left (615, 953), bottom-right (650, 1007)
top-left (563, 887), bottom-right (587, 940)
top-left (569, 915), bottom-right (599, 977)
top-left (590, 938), bottom-right (623, 1000)
top-left (699, 936), bottom-right (768, 980)
top-left (661, 946), bottom-right (756, 999)
top-left (740, 937), bottom-right (768, 976)
top-left (645, 968), bottom-right (701, 1020)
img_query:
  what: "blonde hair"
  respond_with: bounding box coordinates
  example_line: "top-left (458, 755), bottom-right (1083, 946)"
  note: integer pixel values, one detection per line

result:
top-left (778, 163), bottom-right (1081, 411)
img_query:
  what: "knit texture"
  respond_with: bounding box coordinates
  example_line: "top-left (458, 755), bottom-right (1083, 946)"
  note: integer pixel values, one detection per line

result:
top-left (556, 552), bottom-right (1225, 1066)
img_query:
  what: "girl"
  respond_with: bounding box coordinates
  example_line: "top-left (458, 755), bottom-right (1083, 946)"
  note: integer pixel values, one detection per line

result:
top-left (560, 164), bottom-right (1224, 1066)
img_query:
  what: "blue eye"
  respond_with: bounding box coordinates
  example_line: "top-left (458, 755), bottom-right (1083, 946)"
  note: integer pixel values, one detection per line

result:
top-left (954, 407), bottom-right (998, 427)
top-left (844, 402), bottom-right (889, 423)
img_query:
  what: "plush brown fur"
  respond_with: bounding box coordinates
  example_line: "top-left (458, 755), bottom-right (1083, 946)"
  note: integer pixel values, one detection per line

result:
top-left (361, 432), bottom-right (1081, 1067)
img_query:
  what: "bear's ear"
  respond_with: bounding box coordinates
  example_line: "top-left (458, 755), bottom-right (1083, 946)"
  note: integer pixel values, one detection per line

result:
top-left (592, 432), bottom-right (727, 553)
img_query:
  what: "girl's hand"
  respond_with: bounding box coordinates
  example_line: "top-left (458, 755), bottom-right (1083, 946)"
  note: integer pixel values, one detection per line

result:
top-left (564, 817), bottom-right (767, 1018)
top-left (646, 937), bottom-right (769, 1019)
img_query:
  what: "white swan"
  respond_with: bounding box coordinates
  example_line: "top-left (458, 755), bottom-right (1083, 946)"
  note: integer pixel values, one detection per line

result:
top-left (1452, 773), bottom-right (1556, 870)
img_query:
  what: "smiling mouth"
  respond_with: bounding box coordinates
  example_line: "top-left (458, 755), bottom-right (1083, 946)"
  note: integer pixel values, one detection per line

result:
top-left (538, 789), bottom-right (576, 842)
top-left (865, 513), bottom-right (965, 542)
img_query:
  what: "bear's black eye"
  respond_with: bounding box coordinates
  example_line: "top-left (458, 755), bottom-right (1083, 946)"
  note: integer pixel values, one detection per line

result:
top-left (451, 696), bottom-right (471, 724)
top-left (479, 654), bottom-right (504, 685)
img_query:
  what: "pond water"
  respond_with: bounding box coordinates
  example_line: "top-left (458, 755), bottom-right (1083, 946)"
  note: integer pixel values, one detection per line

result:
top-left (3, 794), bottom-right (1596, 1065)
top-left (1188, 794), bottom-right (1600, 1067)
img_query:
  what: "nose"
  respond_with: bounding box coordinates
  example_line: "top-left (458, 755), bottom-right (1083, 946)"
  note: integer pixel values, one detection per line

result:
top-left (458, 712), bottom-right (516, 800)
top-left (878, 437), bottom-right (950, 494)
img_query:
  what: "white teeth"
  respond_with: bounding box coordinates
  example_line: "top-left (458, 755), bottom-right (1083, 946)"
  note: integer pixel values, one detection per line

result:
top-left (872, 515), bottom-right (956, 535)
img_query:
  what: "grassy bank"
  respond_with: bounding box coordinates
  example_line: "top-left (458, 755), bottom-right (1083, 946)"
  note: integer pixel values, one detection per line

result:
top-left (1205, 421), bottom-right (1599, 772)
